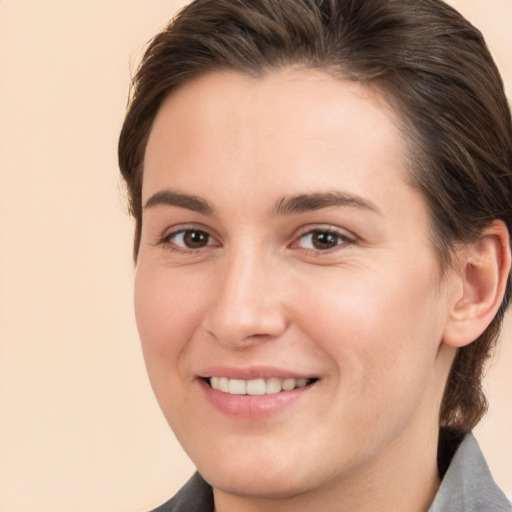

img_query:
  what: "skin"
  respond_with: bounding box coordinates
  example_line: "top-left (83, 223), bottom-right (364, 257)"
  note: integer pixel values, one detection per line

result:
top-left (135, 69), bottom-right (467, 512)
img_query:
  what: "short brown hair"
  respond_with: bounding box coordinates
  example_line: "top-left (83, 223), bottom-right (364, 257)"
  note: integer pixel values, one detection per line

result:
top-left (118, 0), bottom-right (512, 432)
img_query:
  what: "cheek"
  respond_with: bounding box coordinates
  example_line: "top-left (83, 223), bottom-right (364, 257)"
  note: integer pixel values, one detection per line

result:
top-left (135, 264), bottom-right (200, 342)
top-left (133, 264), bottom-right (216, 431)
top-left (293, 263), bottom-right (444, 391)
top-left (133, 265), bottom-right (206, 389)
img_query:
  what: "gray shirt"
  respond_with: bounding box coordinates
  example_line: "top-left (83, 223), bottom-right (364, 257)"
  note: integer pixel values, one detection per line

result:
top-left (153, 433), bottom-right (510, 511)
top-left (428, 433), bottom-right (510, 512)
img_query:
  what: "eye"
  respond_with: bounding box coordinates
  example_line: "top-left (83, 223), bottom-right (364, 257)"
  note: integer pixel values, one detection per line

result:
top-left (162, 228), bottom-right (216, 251)
top-left (294, 228), bottom-right (353, 251)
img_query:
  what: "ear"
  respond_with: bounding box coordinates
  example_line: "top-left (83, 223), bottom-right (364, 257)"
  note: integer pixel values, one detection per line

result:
top-left (443, 220), bottom-right (511, 348)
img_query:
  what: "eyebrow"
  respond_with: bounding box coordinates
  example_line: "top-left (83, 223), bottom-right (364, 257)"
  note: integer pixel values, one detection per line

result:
top-left (143, 189), bottom-right (381, 217)
top-left (272, 191), bottom-right (382, 216)
top-left (143, 189), bottom-right (215, 215)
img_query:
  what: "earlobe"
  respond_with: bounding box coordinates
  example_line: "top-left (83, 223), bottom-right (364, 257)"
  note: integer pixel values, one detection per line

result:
top-left (443, 220), bottom-right (511, 348)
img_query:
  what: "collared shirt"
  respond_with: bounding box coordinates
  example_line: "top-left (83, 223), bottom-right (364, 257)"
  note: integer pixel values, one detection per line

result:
top-left (428, 433), bottom-right (510, 512)
top-left (152, 433), bottom-right (511, 512)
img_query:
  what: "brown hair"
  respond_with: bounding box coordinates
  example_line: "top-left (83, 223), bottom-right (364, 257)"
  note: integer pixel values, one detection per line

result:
top-left (118, 0), bottom-right (512, 432)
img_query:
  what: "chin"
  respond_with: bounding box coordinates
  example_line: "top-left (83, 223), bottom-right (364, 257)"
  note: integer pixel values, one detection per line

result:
top-left (202, 466), bottom-right (310, 500)
top-left (191, 445), bottom-right (316, 499)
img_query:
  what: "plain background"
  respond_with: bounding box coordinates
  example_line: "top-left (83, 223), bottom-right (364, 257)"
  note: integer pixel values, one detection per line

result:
top-left (0, 1), bottom-right (510, 511)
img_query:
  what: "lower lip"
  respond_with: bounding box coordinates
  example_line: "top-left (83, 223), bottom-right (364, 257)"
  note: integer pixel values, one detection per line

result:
top-left (199, 379), bottom-right (313, 419)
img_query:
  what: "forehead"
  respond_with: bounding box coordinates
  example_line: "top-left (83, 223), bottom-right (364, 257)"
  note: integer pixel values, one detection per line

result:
top-left (143, 68), bottom-right (409, 199)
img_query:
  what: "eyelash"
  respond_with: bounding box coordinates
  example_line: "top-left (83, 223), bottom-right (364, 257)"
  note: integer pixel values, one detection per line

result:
top-left (156, 226), bottom-right (356, 255)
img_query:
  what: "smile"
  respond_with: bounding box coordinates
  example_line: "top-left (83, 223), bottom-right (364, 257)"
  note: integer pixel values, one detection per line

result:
top-left (208, 377), bottom-right (316, 395)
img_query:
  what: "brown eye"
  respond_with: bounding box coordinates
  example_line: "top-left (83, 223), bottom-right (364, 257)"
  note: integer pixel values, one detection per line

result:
top-left (182, 230), bottom-right (210, 248)
top-left (296, 229), bottom-right (351, 251)
top-left (311, 231), bottom-right (339, 250)
top-left (168, 229), bottom-right (213, 249)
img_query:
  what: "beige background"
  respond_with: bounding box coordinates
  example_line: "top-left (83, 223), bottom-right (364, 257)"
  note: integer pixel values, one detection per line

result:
top-left (0, 1), bottom-right (510, 511)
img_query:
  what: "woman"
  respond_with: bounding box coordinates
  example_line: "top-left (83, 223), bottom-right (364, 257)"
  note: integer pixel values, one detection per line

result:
top-left (118, 0), bottom-right (512, 510)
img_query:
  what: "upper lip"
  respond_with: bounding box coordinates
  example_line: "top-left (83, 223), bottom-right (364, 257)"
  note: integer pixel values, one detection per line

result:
top-left (197, 365), bottom-right (317, 380)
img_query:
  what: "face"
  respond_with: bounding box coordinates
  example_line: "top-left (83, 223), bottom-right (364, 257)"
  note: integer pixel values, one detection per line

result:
top-left (135, 69), bottom-right (457, 501)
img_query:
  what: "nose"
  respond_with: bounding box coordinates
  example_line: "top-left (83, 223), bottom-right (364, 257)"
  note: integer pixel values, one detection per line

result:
top-left (201, 249), bottom-right (289, 348)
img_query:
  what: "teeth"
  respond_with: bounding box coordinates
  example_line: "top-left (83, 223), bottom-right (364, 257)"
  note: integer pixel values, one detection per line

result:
top-left (228, 379), bottom-right (246, 395)
top-left (296, 378), bottom-right (308, 388)
top-left (209, 376), bottom-right (312, 395)
top-left (282, 378), bottom-right (296, 391)
top-left (219, 377), bottom-right (229, 392)
top-left (246, 378), bottom-right (266, 396)
top-left (265, 377), bottom-right (281, 394)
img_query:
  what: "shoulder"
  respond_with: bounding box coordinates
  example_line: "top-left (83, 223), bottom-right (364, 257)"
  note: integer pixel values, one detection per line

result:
top-left (151, 473), bottom-right (214, 512)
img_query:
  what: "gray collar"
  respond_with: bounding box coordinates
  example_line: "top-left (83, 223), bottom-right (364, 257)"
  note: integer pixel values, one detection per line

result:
top-left (428, 433), bottom-right (511, 512)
